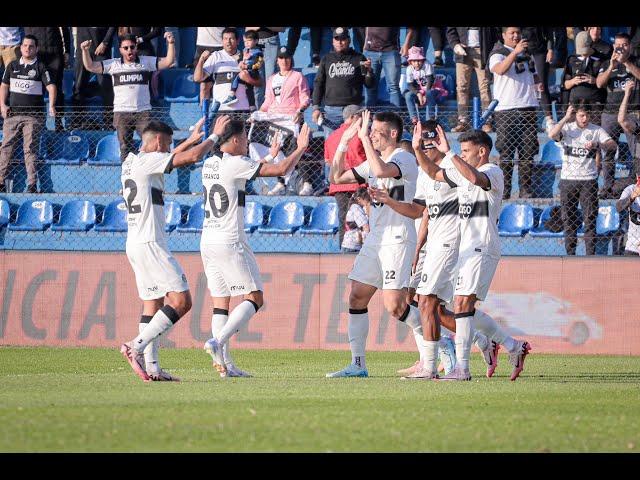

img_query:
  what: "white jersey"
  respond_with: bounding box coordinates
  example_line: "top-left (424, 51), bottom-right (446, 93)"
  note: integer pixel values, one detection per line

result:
top-left (352, 148), bottom-right (418, 246)
top-left (559, 122), bottom-right (612, 181)
top-left (489, 46), bottom-right (538, 111)
top-left (202, 49), bottom-right (250, 111)
top-left (413, 155), bottom-right (460, 251)
top-left (102, 56), bottom-right (157, 112)
top-left (201, 152), bottom-right (262, 245)
top-left (444, 160), bottom-right (503, 257)
top-left (620, 184), bottom-right (640, 254)
top-left (121, 151), bottom-right (174, 245)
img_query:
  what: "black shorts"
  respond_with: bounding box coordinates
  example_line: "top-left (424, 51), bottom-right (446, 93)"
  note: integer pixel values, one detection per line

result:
top-left (194, 45), bottom-right (223, 83)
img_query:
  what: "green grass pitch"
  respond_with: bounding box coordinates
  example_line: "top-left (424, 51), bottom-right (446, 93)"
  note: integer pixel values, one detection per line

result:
top-left (1, 347), bottom-right (639, 452)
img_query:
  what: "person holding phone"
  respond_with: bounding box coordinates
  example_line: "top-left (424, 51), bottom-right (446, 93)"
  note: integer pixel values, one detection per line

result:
top-left (562, 31), bottom-right (606, 123)
top-left (615, 174), bottom-right (640, 256)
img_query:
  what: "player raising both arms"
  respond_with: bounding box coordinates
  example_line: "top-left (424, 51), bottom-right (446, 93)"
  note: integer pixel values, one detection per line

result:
top-left (202, 121), bottom-right (311, 377)
top-left (326, 109), bottom-right (424, 378)
top-left (120, 115), bottom-right (231, 382)
top-left (417, 124), bottom-right (531, 381)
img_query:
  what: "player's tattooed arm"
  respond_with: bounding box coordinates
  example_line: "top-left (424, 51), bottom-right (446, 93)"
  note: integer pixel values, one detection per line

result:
top-left (330, 118), bottom-right (360, 184)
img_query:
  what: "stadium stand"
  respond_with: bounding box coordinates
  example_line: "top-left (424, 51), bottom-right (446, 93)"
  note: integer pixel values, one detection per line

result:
top-left (51, 199), bottom-right (96, 232)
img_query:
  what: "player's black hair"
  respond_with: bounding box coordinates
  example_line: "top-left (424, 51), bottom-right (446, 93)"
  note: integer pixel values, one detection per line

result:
top-left (142, 121), bottom-right (174, 137)
top-left (22, 34), bottom-right (38, 47)
top-left (220, 119), bottom-right (246, 145)
top-left (458, 129), bottom-right (493, 151)
top-left (373, 111), bottom-right (403, 140)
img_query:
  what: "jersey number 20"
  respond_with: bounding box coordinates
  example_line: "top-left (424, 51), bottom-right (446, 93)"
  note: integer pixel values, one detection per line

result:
top-left (204, 184), bottom-right (230, 218)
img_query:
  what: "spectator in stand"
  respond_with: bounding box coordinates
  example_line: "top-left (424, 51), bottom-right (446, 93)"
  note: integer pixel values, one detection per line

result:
top-left (23, 27), bottom-right (70, 131)
top-left (0, 27), bottom-right (22, 70)
top-left (341, 187), bottom-right (371, 253)
top-left (163, 27), bottom-right (180, 66)
top-left (615, 175), bottom-right (640, 256)
top-left (323, 104), bottom-right (367, 244)
top-left (81, 32), bottom-right (175, 162)
top-left (71, 27), bottom-right (115, 129)
top-left (618, 81), bottom-right (640, 180)
top-left (562, 31), bottom-right (606, 122)
top-left (447, 27), bottom-right (498, 133)
top-left (548, 102), bottom-right (617, 255)
top-left (403, 46), bottom-right (436, 125)
top-left (107, 27), bottom-right (162, 56)
top-left (245, 27), bottom-right (286, 109)
top-left (586, 27), bottom-right (613, 63)
top-left (259, 47), bottom-right (311, 195)
top-left (358, 27), bottom-right (402, 108)
top-left (520, 27), bottom-right (557, 130)
top-left (220, 30), bottom-right (263, 109)
top-left (596, 32), bottom-right (640, 199)
top-left (193, 27), bottom-right (233, 105)
top-left (194, 28), bottom-right (262, 115)
top-left (312, 27), bottom-right (373, 137)
top-left (489, 26), bottom-right (543, 199)
top-left (406, 27), bottom-right (447, 66)
top-left (0, 35), bottom-right (56, 193)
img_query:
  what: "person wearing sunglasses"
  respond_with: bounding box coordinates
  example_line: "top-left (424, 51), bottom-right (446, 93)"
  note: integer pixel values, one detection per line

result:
top-left (80, 32), bottom-right (175, 162)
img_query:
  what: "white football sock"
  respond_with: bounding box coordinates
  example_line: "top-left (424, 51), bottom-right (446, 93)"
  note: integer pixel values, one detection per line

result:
top-left (138, 316), bottom-right (159, 373)
top-left (413, 329), bottom-right (427, 362)
top-left (424, 340), bottom-right (439, 375)
top-left (349, 309), bottom-right (369, 369)
top-left (132, 306), bottom-right (178, 352)
top-left (474, 309), bottom-right (517, 351)
top-left (473, 329), bottom-right (489, 351)
top-left (399, 304), bottom-right (422, 331)
top-left (441, 326), bottom-right (455, 336)
top-left (211, 308), bottom-right (233, 365)
top-left (217, 300), bottom-right (259, 345)
top-left (454, 313), bottom-right (473, 371)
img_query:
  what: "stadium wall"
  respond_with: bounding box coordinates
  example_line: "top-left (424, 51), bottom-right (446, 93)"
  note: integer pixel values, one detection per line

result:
top-left (0, 252), bottom-right (638, 354)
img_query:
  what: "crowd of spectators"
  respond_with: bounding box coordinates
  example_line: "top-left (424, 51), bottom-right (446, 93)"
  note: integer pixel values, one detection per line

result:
top-left (1, 26), bottom-right (640, 255)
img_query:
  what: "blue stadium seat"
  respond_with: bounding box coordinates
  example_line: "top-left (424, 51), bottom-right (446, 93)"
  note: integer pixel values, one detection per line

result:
top-left (595, 205), bottom-right (620, 235)
top-left (540, 140), bottom-right (563, 168)
top-left (498, 204), bottom-right (534, 237)
top-left (45, 132), bottom-right (90, 165)
top-left (165, 72), bottom-right (199, 103)
top-left (94, 200), bottom-right (128, 232)
top-left (300, 202), bottom-right (339, 235)
top-left (51, 200), bottom-right (97, 232)
top-left (529, 205), bottom-right (565, 238)
top-left (88, 134), bottom-right (121, 165)
top-left (164, 200), bottom-right (181, 232)
top-left (0, 198), bottom-right (10, 227)
top-left (257, 201), bottom-right (304, 234)
top-left (8, 200), bottom-right (53, 231)
top-left (244, 201), bottom-right (264, 233)
top-left (176, 200), bottom-right (204, 232)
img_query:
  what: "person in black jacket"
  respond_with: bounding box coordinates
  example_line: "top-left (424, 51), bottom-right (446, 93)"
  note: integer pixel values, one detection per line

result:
top-left (447, 27), bottom-right (499, 132)
top-left (520, 27), bottom-right (556, 127)
top-left (71, 27), bottom-right (115, 129)
top-left (23, 27), bottom-right (70, 131)
top-left (312, 27), bottom-right (374, 137)
top-left (586, 26), bottom-right (613, 62)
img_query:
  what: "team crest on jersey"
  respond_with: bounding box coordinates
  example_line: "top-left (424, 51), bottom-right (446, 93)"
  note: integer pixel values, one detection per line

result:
top-left (585, 132), bottom-right (593, 141)
top-left (433, 182), bottom-right (441, 191)
top-left (28, 69), bottom-right (36, 78)
top-left (468, 183), bottom-right (474, 191)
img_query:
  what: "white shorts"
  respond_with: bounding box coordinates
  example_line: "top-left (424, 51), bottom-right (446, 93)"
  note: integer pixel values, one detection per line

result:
top-left (454, 251), bottom-right (500, 301)
top-left (409, 248), bottom-right (425, 290)
top-left (416, 246), bottom-right (459, 304)
top-left (126, 241), bottom-right (189, 301)
top-left (201, 241), bottom-right (263, 297)
top-left (349, 242), bottom-right (415, 290)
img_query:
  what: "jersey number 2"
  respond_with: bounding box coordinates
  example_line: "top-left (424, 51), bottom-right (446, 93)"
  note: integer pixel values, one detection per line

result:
top-left (124, 179), bottom-right (141, 214)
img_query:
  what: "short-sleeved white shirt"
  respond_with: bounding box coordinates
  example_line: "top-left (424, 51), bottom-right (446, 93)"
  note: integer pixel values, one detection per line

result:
top-left (121, 151), bottom-right (174, 245)
top-left (342, 203), bottom-right (369, 251)
top-left (413, 155), bottom-right (460, 250)
top-left (351, 148), bottom-right (418, 246)
top-left (559, 122), bottom-right (613, 180)
top-left (202, 49), bottom-right (250, 111)
top-left (102, 56), bottom-right (157, 112)
top-left (444, 160), bottom-right (503, 257)
top-left (620, 184), bottom-right (640, 253)
top-left (201, 153), bottom-right (262, 245)
top-left (489, 46), bottom-right (539, 111)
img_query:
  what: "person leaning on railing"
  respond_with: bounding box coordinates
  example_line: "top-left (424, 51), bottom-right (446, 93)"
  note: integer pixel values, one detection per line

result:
top-left (548, 101), bottom-right (617, 256)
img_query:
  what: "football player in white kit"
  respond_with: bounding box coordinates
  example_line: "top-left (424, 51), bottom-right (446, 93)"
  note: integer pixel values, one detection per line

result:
top-left (120, 115), bottom-right (231, 382)
top-left (326, 110), bottom-right (424, 378)
top-left (202, 120), bottom-right (311, 377)
top-left (419, 125), bottom-right (532, 381)
top-left (372, 121), bottom-right (498, 379)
